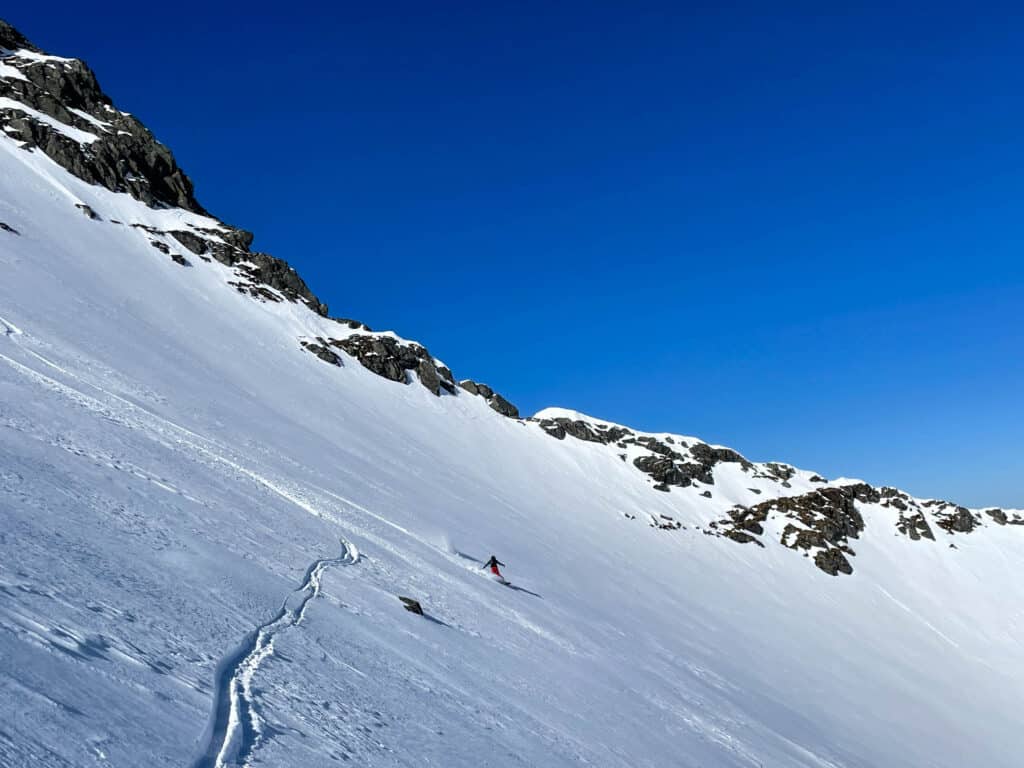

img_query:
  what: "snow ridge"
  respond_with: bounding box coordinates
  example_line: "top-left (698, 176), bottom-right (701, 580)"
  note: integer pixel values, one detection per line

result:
top-left (192, 539), bottom-right (360, 768)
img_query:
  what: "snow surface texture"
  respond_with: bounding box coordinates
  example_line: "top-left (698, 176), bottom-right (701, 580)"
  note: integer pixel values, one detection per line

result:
top-left (1, 40), bottom-right (1024, 768)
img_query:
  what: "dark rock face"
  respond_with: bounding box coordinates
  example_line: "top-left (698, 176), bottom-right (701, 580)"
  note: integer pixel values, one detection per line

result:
top-left (331, 317), bottom-right (372, 332)
top-left (305, 334), bottom-right (455, 396)
top-left (633, 455), bottom-right (713, 487)
top-left (0, 24), bottom-right (204, 214)
top-left (896, 512), bottom-right (935, 541)
top-left (0, 20), bottom-right (328, 318)
top-left (532, 414), bottom-right (760, 492)
top-left (814, 548), bottom-right (853, 576)
top-left (299, 340), bottom-right (342, 367)
top-left (398, 596), bottom-right (424, 615)
top-left (0, 222), bottom-right (19, 234)
top-left (708, 485), bottom-right (867, 575)
top-left (935, 507), bottom-right (979, 534)
top-left (458, 380), bottom-right (520, 418)
top-left (75, 203), bottom-right (100, 220)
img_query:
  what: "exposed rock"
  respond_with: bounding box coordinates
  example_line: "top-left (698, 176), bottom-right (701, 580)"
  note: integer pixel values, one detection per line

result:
top-left (714, 485), bottom-right (867, 575)
top-left (299, 340), bottom-right (342, 367)
top-left (650, 513), bottom-right (681, 529)
top-left (762, 462), bottom-right (796, 482)
top-left (459, 380), bottom-right (519, 418)
top-left (0, 222), bottom-right (20, 234)
top-left (398, 596), bottom-right (424, 615)
top-left (0, 50), bottom-right (205, 213)
top-left (814, 548), bottom-right (853, 576)
top-left (690, 442), bottom-right (751, 469)
top-left (633, 455), bottom-right (713, 488)
top-left (896, 512), bottom-right (935, 541)
top-left (170, 230), bottom-right (208, 255)
top-left (984, 509), bottom-right (1007, 526)
top-left (328, 334), bottom-right (454, 395)
top-left (935, 507), bottom-right (979, 534)
top-left (0, 21), bottom-right (329, 318)
top-left (534, 416), bottom-right (633, 444)
top-left (0, 20), bottom-right (33, 50)
top-left (331, 317), bottom-right (371, 332)
top-left (724, 529), bottom-right (764, 547)
top-left (75, 203), bottom-right (100, 220)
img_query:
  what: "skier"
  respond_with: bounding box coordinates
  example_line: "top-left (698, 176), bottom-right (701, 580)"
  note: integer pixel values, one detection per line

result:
top-left (483, 555), bottom-right (506, 581)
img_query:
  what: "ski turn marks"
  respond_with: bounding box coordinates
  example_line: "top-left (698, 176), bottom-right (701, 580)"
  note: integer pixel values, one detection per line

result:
top-left (191, 538), bottom-right (361, 768)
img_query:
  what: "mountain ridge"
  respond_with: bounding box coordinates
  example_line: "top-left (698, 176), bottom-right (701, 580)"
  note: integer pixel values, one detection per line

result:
top-left (1, 17), bottom-right (1020, 582)
top-left (3, 18), bottom-right (1024, 768)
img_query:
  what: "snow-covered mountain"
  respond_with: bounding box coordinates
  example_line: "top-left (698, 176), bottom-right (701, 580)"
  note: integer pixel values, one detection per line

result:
top-left (2, 19), bottom-right (1022, 768)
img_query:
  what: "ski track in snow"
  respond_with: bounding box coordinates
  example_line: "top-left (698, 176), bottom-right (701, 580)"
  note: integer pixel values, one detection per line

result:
top-left (0, 323), bottom-right (376, 766)
top-left (0, 326), bottom-right (574, 655)
top-left (191, 538), bottom-right (360, 768)
top-left (0, 314), bottom-right (22, 336)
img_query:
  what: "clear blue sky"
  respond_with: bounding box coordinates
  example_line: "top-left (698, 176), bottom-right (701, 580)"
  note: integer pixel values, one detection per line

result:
top-left (8, 3), bottom-right (1023, 506)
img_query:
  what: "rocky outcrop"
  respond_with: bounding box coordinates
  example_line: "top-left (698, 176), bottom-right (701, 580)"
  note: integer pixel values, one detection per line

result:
top-left (534, 416), bottom-right (633, 444)
top-left (459, 380), bottom-right (520, 418)
top-left (934, 507), bottom-right (980, 534)
top-left (0, 21), bottom-right (204, 214)
top-left (299, 339), bottom-right (342, 367)
top-left (0, 221), bottom-right (18, 234)
top-left (300, 334), bottom-right (455, 396)
top-left (533, 413), bottom-right (763, 492)
top-left (708, 485), bottom-right (867, 575)
top-left (0, 20), bottom-right (327, 317)
top-left (633, 454), bottom-right (713, 488)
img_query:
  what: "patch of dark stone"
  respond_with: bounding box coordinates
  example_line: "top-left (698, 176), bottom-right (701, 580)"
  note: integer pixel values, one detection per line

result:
top-left (228, 281), bottom-right (283, 304)
top-left (533, 416), bottom-right (760, 494)
top-left (534, 416), bottom-right (633, 444)
top-left (75, 203), bottom-right (100, 220)
top-left (896, 512), bottom-right (935, 541)
top-left (650, 513), bottom-right (682, 530)
top-left (715, 485), bottom-right (871, 575)
top-left (170, 230), bottom-right (207, 255)
top-left (331, 317), bottom-right (372, 332)
top-left (0, 222), bottom-right (18, 235)
top-left (981, 508), bottom-right (1024, 526)
top-left (324, 334), bottom-right (455, 396)
top-left (398, 596), bottom-right (424, 615)
top-left (299, 339), bottom-right (342, 367)
top-left (633, 454), bottom-right (713, 488)
top-left (170, 253), bottom-right (191, 267)
top-left (934, 507), bottom-right (980, 534)
top-left (458, 380), bottom-right (520, 418)
top-left (0, 21), bottom-right (331, 318)
top-left (0, 25), bottom-right (207, 215)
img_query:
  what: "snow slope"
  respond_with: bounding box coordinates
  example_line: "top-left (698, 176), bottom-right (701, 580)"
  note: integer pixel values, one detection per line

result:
top-left (1, 33), bottom-right (1023, 768)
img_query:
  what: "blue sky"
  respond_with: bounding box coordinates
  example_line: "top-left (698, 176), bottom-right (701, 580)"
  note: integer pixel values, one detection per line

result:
top-left (8, 3), bottom-right (1023, 506)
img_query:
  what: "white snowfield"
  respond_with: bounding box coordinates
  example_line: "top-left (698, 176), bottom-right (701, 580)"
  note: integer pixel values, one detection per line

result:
top-left (1, 126), bottom-right (1023, 768)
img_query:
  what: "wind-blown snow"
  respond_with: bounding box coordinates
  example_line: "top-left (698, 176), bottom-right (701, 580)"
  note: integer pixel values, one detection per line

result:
top-left (1, 131), bottom-right (1023, 768)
